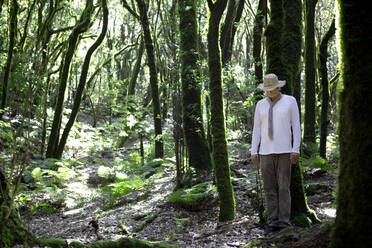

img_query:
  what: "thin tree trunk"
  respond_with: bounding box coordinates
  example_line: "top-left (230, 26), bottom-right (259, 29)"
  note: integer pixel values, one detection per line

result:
top-left (55, 0), bottom-right (108, 159)
top-left (179, 0), bottom-right (212, 173)
top-left (330, 1), bottom-right (372, 246)
top-left (207, 0), bottom-right (236, 222)
top-left (1, 0), bottom-right (18, 119)
top-left (46, 0), bottom-right (94, 158)
top-left (319, 19), bottom-right (335, 159)
top-left (136, 0), bottom-right (163, 158)
top-left (127, 37), bottom-right (145, 97)
top-left (303, 0), bottom-right (318, 144)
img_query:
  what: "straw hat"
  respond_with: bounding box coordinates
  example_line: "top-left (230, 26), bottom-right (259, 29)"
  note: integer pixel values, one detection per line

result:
top-left (258, 73), bottom-right (286, 91)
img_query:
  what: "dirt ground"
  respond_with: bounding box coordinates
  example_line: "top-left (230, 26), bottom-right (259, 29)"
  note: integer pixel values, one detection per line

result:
top-left (18, 143), bottom-right (337, 248)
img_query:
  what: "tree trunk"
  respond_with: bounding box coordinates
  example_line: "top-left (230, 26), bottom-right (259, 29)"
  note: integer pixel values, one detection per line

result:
top-left (136, 0), bottom-right (164, 158)
top-left (252, 0), bottom-right (266, 100)
top-left (55, 0), bottom-right (108, 159)
top-left (1, 0), bottom-right (18, 119)
top-left (179, 0), bottom-right (213, 173)
top-left (46, 0), bottom-right (94, 158)
top-left (318, 19), bottom-right (335, 159)
top-left (266, 0), bottom-right (319, 227)
top-left (0, 170), bottom-right (35, 247)
top-left (220, 0), bottom-right (244, 67)
top-left (330, 2), bottom-right (372, 247)
top-left (207, 0), bottom-right (236, 222)
top-left (265, 0), bottom-right (286, 89)
top-left (303, 0), bottom-right (318, 144)
top-left (127, 37), bottom-right (145, 97)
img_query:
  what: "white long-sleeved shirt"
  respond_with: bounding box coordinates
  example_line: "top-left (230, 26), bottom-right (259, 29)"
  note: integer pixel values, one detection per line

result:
top-left (251, 94), bottom-right (301, 155)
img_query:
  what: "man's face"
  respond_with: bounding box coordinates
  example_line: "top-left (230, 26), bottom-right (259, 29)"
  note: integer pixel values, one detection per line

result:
top-left (266, 87), bottom-right (280, 99)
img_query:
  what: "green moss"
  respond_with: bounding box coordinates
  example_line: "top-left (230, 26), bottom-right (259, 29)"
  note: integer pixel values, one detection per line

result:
top-left (168, 182), bottom-right (216, 211)
top-left (132, 212), bottom-right (151, 220)
top-left (0, 204), bottom-right (36, 248)
top-left (70, 237), bottom-right (176, 248)
top-left (38, 238), bottom-right (68, 248)
top-left (70, 241), bottom-right (87, 248)
top-left (291, 213), bottom-right (312, 227)
top-left (135, 213), bottom-right (159, 232)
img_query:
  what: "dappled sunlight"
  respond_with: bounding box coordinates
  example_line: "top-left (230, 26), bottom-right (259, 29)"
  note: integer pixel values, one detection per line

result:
top-left (65, 181), bottom-right (101, 209)
top-left (319, 207), bottom-right (336, 218)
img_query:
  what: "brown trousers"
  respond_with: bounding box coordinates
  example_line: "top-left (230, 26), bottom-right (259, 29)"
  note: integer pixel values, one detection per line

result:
top-left (260, 153), bottom-right (291, 226)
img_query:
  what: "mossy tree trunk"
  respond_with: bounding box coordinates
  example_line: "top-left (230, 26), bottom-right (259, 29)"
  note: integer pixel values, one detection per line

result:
top-left (46, 0), bottom-right (94, 158)
top-left (178, 0), bottom-right (212, 173)
top-left (265, 0), bottom-right (287, 91)
top-left (330, 1), bottom-right (372, 247)
top-left (220, 0), bottom-right (245, 67)
top-left (0, 0), bottom-right (18, 119)
top-left (127, 36), bottom-right (145, 98)
top-left (266, 0), bottom-right (319, 227)
top-left (282, 0), bottom-right (302, 103)
top-left (136, 0), bottom-right (164, 158)
top-left (207, 0), bottom-right (236, 222)
top-left (318, 19), bottom-right (335, 159)
top-left (303, 0), bottom-right (318, 144)
top-left (252, 0), bottom-right (266, 101)
top-left (55, 0), bottom-right (108, 159)
top-left (0, 170), bottom-right (35, 247)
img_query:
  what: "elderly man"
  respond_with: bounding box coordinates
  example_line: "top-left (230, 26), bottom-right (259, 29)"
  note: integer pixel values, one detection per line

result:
top-left (250, 73), bottom-right (301, 235)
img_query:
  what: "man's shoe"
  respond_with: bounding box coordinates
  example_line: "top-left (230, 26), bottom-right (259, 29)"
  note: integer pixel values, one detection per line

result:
top-left (264, 225), bottom-right (280, 235)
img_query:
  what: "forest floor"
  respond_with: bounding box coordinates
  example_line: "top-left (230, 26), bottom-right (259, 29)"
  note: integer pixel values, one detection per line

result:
top-left (15, 118), bottom-right (337, 248)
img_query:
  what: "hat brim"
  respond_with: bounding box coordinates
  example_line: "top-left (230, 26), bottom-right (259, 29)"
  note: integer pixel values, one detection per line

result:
top-left (257, 80), bottom-right (286, 91)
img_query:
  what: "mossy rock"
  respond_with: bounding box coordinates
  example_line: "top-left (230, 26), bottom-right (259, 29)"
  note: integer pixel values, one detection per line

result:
top-left (168, 182), bottom-right (216, 211)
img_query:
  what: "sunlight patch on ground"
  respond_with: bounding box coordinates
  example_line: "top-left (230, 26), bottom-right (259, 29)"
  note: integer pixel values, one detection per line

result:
top-left (318, 207), bottom-right (336, 218)
top-left (65, 181), bottom-right (100, 209)
top-left (130, 174), bottom-right (174, 213)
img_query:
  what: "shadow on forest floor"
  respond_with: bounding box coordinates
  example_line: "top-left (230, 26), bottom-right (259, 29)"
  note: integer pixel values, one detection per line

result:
top-left (16, 139), bottom-right (337, 248)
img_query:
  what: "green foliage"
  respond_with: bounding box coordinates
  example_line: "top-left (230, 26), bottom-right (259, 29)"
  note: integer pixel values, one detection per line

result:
top-left (31, 202), bottom-right (60, 214)
top-left (300, 155), bottom-right (334, 173)
top-left (0, 119), bottom-right (12, 148)
top-left (244, 240), bottom-right (262, 248)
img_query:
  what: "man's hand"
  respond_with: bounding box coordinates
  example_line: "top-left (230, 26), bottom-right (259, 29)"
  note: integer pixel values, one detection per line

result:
top-left (251, 154), bottom-right (259, 167)
top-left (290, 153), bottom-right (300, 164)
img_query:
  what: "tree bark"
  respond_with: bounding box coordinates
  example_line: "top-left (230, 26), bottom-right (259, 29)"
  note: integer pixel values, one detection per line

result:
top-left (127, 37), bottom-right (145, 97)
top-left (0, 170), bottom-right (35, 247)
top-left (266, 0), bottom-right (319, 227)
top-left (318, 19), bottom-right (335, 159)
top-left (136, 0), bottom-right (164, 158)
top-left (265, 0), bottom-right (286, 88)
top-left (179, 0), bottom-right (212, 173)
top-left (252, 0), bottom-right (266, 100)
top-left (1, 0), bottom-right (18, 119)
top-left (220, 0), bottom-right (244, 67)
top-left (55, 0), bottom-right (108, 159)
top-left (46, 0), bottom-right (94, 158)
top-left (303, 0), bottom-right (318, 144)
top-left (207, 0), bottom-right (236, 222)
top-left (330, 1), bottom-right (372, 247)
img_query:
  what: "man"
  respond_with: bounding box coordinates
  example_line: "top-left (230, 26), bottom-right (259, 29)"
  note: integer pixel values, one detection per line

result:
top-left (250, 73), bottom-right (301, 235)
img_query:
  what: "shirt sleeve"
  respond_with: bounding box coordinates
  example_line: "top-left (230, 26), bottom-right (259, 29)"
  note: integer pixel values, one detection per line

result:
top-left (251, 102), bottom-right (261, 155)
top-left (290, 97), bottom-right (301, 153)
